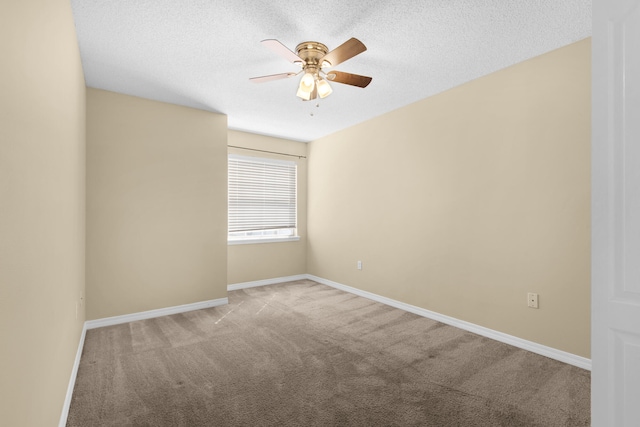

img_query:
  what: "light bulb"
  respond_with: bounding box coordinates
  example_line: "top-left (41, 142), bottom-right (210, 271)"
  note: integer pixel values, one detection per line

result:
top-left (317, 79), bottom-right (333, 98)
top-left (301, 72), bottom-right (315, 89)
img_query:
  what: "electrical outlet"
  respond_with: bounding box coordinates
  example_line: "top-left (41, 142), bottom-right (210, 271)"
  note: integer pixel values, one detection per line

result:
top-left (527, 293), bottom-right (539, 309)
top-left (357, 260), bottom-right (362, 270)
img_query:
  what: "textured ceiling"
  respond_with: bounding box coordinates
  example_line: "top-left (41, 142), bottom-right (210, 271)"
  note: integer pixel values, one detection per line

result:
top-left (70, 0), bottom-right (591, 142)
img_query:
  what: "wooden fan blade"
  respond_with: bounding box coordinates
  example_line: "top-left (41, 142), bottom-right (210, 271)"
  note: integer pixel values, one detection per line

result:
top-left (250, 72), bottom-right (297, 83)
top-left (261, 39), bottom-right (303, 64)
top-left (326, 71), bottom-right (372, 88)
top-left (321, 38), bottom-right (366, 68)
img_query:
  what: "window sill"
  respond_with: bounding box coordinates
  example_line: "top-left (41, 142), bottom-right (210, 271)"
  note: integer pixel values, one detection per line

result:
top-left (227, 236), bottom-right (301, 246)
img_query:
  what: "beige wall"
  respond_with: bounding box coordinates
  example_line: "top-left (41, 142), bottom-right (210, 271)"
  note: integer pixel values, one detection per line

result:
top-left (86, 89), bottom-right (227, 320)
top-left (227, 131), bottom-right (308, 284)
top-left (0, 0), bottom-right (86, 425)
top-left (307, 39), bottom-right (591, 358)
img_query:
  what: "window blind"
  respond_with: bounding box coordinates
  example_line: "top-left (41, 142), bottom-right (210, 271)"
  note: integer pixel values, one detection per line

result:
top-left (228, 155), bottom-right (297, 234)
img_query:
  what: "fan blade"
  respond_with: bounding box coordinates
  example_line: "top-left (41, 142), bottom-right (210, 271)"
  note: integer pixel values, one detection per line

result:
top-left (321, 38), bottom-right (366, 68)
top-left (250, 72), bottom-right (297, 83)
top-left (261, 39), bottom-right (303, 64)
top-left (326, 71), bottom-right (372, 88)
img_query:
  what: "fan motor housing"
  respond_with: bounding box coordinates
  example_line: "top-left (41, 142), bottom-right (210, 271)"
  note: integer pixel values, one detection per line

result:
top-left (295, 41), bottom-right (329, 67)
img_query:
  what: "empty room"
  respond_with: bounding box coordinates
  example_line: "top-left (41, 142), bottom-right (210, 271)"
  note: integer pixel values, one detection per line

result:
top-left (2, 0), bottom-right (639, 426)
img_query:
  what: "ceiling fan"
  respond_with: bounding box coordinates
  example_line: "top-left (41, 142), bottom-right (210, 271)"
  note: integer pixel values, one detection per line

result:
top-left (250, 38), bottom-right (372, 101)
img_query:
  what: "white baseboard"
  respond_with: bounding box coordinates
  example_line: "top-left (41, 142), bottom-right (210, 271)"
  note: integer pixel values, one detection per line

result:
top-left (228, 274), bottom-right (308, 291)
top-left (306, 274), bottom-right (592, 371)
top-left (85, 297), bottom-right (229, 330)
top-left (58, 322), bottom-right (87, 427)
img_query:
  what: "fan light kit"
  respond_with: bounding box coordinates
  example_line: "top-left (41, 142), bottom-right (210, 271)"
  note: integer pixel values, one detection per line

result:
top-left (250, 38), bottom-right (372, 101)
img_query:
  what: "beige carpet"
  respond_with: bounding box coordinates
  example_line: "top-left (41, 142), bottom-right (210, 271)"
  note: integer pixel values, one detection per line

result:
top-left (67, 279), bottom-right (590, 426)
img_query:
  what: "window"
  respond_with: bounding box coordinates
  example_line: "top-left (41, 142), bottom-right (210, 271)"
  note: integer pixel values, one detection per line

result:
top-left (228, 154), bottom-right (297, 243)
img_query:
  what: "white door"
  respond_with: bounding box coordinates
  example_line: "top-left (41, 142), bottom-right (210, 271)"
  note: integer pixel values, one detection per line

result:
top-left (592, 0), bottom-right (640, 425)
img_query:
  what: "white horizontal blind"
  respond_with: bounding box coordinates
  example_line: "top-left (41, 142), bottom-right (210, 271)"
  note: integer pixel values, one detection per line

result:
top-left (228, 155), bottom-right (297, 235)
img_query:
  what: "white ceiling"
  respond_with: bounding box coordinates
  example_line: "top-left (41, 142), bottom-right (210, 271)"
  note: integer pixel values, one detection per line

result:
top-left (70, 0), bottom-right (591, 143)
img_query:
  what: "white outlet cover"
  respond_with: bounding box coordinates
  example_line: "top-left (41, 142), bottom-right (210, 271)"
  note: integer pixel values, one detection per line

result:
top-left (527, 293), bottom-right (539, 309)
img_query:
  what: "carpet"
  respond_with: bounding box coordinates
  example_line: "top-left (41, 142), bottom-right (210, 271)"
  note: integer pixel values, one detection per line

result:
top-left (67, 279), bottom-right (590, 426)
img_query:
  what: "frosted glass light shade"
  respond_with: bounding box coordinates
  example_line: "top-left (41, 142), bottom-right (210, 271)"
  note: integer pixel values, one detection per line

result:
top-left (317, 79), bottom-right (332, 98)
top-left (296, 72), bottom-right (315, 100)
